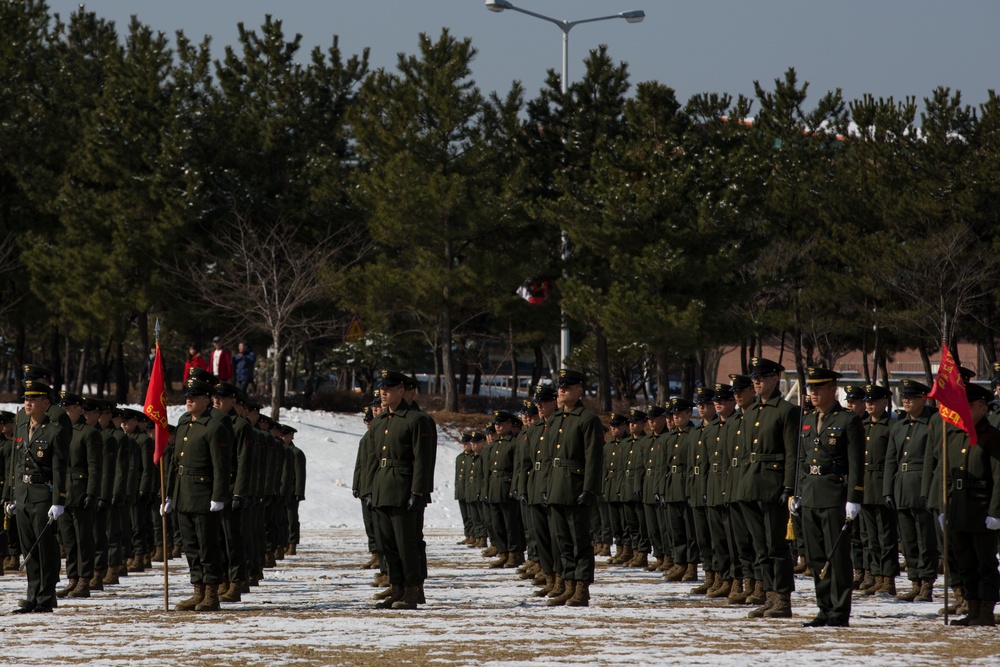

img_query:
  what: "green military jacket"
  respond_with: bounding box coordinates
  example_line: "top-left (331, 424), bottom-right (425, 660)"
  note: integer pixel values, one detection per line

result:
top-left (604, 436), bottom-right (626, 502)
top-left (65, 418), bottom-right (103, 508)
top-left (351, 429), bottom-right (375, 498)
top-left (486, 434), bottom-right (517, 503)
top-left (642, 432), bottom-right (667, 504)
top-left (736, 390), bottom-right (799, 502)
top-left (97, 427), bottom-right (117, 502)
top-left (479, 441), bottom-right (496, 501)
top-left (796, 402), bottom-right (864, 508)
top-left (928, 418), bottom-right (1000, 532)
top-left (134, 430), bottom-right (155, 497)
top-left (292, 444), bottom-right (306, 500)
top-left (1, 434), bottom-right (12, 502)
top-left (689, 417), bottom-right (719, 508)
top-left (544, 401), bottom-right (604, 505)
top-left (366, 400), bottom-right (436, 508)
top-left (723, 409), bottom-right (747, 503)
top-left (664, 426), bottom-right (693, 503)
top-left (11, 413), bottom-right (69, 505)
top-left (454, 451), bottom-right (467, 502)
top-left (125, 431), bottom-right (141, 501)
top-left (106, 427), bottom-right (130, 500)
top-left (524, 418), bottom-right (552, 504)
top-left (170, 409), bottom-right (231, 512)
top-left (704, 416), bottom-right (727, 507)
top-left (623, 433), bottom-right (649, 502)
top-left (512, 427), bottom-right (533, 500)
top-left (862, 412), bottom-right (892, 505)
top-left (468, 451), bottom-right (485, 502)
top-left (228, 410), bottom-right (255, 500)
top-left (884, 407), bottom-right (932, 509)
top-left (268, 431), bottom-right (284, 498)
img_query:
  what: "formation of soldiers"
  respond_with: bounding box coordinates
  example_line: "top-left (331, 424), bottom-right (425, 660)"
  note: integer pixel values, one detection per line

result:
top-left (452, 359), bottom-right (1000, 626)
top-left (0, 364), bottom-right (306, 613)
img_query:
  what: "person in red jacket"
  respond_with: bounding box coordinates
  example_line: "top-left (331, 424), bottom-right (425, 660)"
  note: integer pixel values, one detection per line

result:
top-left (183, 345), bottom-right (208, 381)
top-left (209, 337), bottom-right (233, 382)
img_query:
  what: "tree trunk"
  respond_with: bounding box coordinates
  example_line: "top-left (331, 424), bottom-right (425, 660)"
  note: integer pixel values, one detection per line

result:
top-left (531, 345), bottom-right (544, 389)
top-left (271, 332), bottom-right (285, 421)
top-left (509, 320), bottom-right (519, 399)
top-left (655, 352), bottom-right (669, 406)
top-left (63, 334), bottom-right (71, 394)
top-left (50, 324), bottom-right (62, 392)
top-left (441, 312), bottom-right (458, 412)
top-left (75, 339), bottom-right (90, 395)
top-left (919, 344), bottom-right (934, 386)
top-left (740, 338), bottom-right (748, 375)
top-left (432, 331), bottom-right (441, 394)
top-left (595, 327), bottom-right (612, 412)
top-left (115, 338), bottom-right (127, 403)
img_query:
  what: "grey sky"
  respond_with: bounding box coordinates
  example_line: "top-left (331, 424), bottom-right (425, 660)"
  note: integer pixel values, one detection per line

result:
top-left (52, 1), bottom-right (999, 120)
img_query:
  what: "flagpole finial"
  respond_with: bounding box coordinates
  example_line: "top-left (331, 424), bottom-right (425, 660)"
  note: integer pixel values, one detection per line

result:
top-left (154, 318), bottom-right (161, 344)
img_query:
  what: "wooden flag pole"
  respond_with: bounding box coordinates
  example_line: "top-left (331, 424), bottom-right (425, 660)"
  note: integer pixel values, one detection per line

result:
top-left (160, 457), bottom-right (169, 611)
top-left (941, 422), bottom-right (949, 626)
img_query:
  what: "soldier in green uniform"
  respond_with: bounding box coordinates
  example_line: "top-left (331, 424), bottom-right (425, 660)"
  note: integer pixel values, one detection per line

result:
top-left (515, 402), bottom-right (540, 577)
top-left (928, 382), bottom-right (1000, 626)
top-left (466, 431), bottom-right (489, 549)
top-left (724, 374), bottom-right (758, 604)
top-left (795, 367), bottom-right (864, 627)
top-left (284, 425), bottom-right (306, 556)
top-left (485, 410), bottom-right (524, 568)
top-left (737, 358), bottom-right (798, 619)
top-left (212, 381), bottom-right (255, 601)
top-left (604, 413), bottom-right (630, 563)
top-left (542, 369), bottom-right (604, 607)
top-left (859, 383), bottom-right (898, 597)
top-left (643, 406), bottom-right (670, 575)
top-left (521, 386), bottom-right (560, 595)
top-left (55, 393), bottom-right (102, 599)
top-left (163, 378), bottom-right (232, 611)
top-left (620, 409), bottom-right (650, 569)
top-left (0, 410), bottom-right (14, 575)
top-left (689, 387), bottom-right (721, 595)
top-left (884, 379), bottom-right (937, 602)
top-left (101, 403), bottom-right (130, 585)
top-left (842, 384), bottom-right (868, 588)
top-left (706, 384), bottom-right (735, 599)
top-left (664, 397), bottom-right (698, 582)
top-left (455, 433), bottom-right (474, 544)
top-left (363, 370), bottom-right (436, 610)
top-left (9, 379), bottom-right (69, 613)
top-left (354, 392), bottom-right (382, 569)
top-left (88, 400), bottom-right (117, 589)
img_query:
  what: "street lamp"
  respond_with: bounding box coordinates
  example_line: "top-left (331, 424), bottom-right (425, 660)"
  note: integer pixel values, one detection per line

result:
top-left (485, 0), bottom-right (645, 367)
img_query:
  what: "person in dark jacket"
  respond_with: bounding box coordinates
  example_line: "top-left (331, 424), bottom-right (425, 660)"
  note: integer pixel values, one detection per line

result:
top-left (233, 341), bottom-right (257, 393)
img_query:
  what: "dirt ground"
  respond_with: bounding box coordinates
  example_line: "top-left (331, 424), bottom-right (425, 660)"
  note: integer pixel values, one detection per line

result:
top-left (1, 528), bottom-right (998, 666)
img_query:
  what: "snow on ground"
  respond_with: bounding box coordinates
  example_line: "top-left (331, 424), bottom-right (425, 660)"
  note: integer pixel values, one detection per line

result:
top-left (1, 406), bottom-right (999, 665)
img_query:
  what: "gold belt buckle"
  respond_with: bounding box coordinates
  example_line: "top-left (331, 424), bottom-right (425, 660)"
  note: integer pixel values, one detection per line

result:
top-left (809, 465), bottom-right (821, 475)
top-left (750, 453), bottom-right (758, 463)
top-left (693, 466), bottom-right (701, 475)
top-left (534, 462), bottom-right (541, 471)
top-left (900, 463), bottom-right (908, 472)
top-left (380, 458), bottom-right (387, 468)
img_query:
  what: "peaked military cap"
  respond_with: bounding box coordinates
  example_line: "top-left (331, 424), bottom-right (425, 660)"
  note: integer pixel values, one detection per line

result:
top-left (236, 388), bottom-right (249, 404)
top-left (967, 382), bottom-right (992, 403)
top-left (371, 390), bottom-right (382, 407)
top-left (0, 410), bottom-right (15, 423)
top-left (843, 385), bottom-right (866, 401)
top-left (493, 410), bottom-right (515, 424)
top-left (470, 431), bottom-right (486, 441)
top-left (184, 378), bottom-right (214, 397)
top-left (609, 412), bottom-right (628, 426)
top-left (521, 402), bottom-right (539, 417)
top-left (246, 401), bottom-right (262, 412)
top-left (533, 385), bottom-right (558, 402)
top-left (22, 364), bottom-right (53, 381)
top-left (959, 366), bottom-right (977, 384)
top-left (556, 369), bottom-right (587, 387)
top-left (280, 424), bottom-right (297, 435)
top-left (484, 425), bottom-right (496, 435)
top-left (22, 379), bottom-right (51, 397)
top-left (59, 390), bottom-right (85, 407)
top-left (646, 405), bottom-right (667, 419)
top-left (863, 384), bottom-right (892, 401)
top-left (694, 386), bottom-right (716, 403)
top-left (713, 383), bottom-right (735, 400)
top-left (749, 357), bottom-right (784, 376)
top-left (82, 398), bottom-right (102, 412)
top-left (460, 432), bottom-right (473, 443)
top-left (379, 369), bottom-right (408, 387)
top-left (188, 367), bottom-right (218, 384)
top-left (512, 417), bottom-right (523, 429)
top-left (900, 379), bottom-right (931, 397)
top-left (993, 361), bottom-right (1000, 383)
top-left (729, 374), bottom-right (753, 391)
top-left (363, 405), bottom-right (373, 422)
top-left (403, 374), bottom-right (419, 390)
top-left (213, 381), bottom-right (239, 398)
top-left (121, 408), bottom-right (142, 421)
top-left (670, 396), bottom-right (696, 411)
top-left (806, 367), bottom-right (843, 385)
top-left (628, 408), bottom-right (647, 422)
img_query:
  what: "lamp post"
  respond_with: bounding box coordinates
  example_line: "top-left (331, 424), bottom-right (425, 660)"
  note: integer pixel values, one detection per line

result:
top-left (485, 0), bottom-right (645, 367)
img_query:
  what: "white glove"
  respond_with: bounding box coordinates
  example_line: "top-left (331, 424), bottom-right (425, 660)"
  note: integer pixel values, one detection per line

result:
top-left (938, 513), bottom-right (945, 531)
top-left (47, 504), bottom-right (65, 521)
top-left (209, 500), bottom-right (224, 512)
top-left (4, 501), bottom-right (15, 517)
top-left (788, 495), bottom-right (801, 516)
top-left (845, 501), bottom-right (861, 521)
top-left (986, 516), bottom-right (1000, 531)
top-left (161, 498), bottom-right (174, 515)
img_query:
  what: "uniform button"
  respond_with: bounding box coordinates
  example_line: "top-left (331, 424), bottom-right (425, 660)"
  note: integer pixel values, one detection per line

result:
top-left (812, 459), bottom-right (817, 463)
top-left (961, 449), bottom-right (966, 454)
top-left (753, 439), bottom-right (758, 444)
top-left (180, 452), bottom-right (184, 457)
top-left (903, 451), bottom-right (908, 456)
top-left (536, 450), bottom-right (540, 454)
top-left (558, 429), bottom-right (563, 433)
top-left (959, 466), bottom-right (965, 471)
top-left (557, 445), bottom-right (561, 449)
top-left (382, 446), bottom-right (387, 451)
top-left (866, 436), bottom-right (870, 441)
top-left (755, 422), bottom-right (760, 427)
top-left (183, 437), bottom-right (188, 441)
top-left (384, 430), bottom-right (389, 435)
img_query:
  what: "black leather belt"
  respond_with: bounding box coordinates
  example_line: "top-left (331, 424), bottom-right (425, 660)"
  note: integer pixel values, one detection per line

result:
top-left (22, 474), bottom-right (50, 484)
top-left (177, 465), bottom-right (210, 476)
top-left (900, 463), bottom-right (921, 472)
top-left (380, 459), bottom-right (413, 473)
top-left (553, 458), bottom-right (584, 469)
top-left (750, 453), bottom-right (783, 463)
